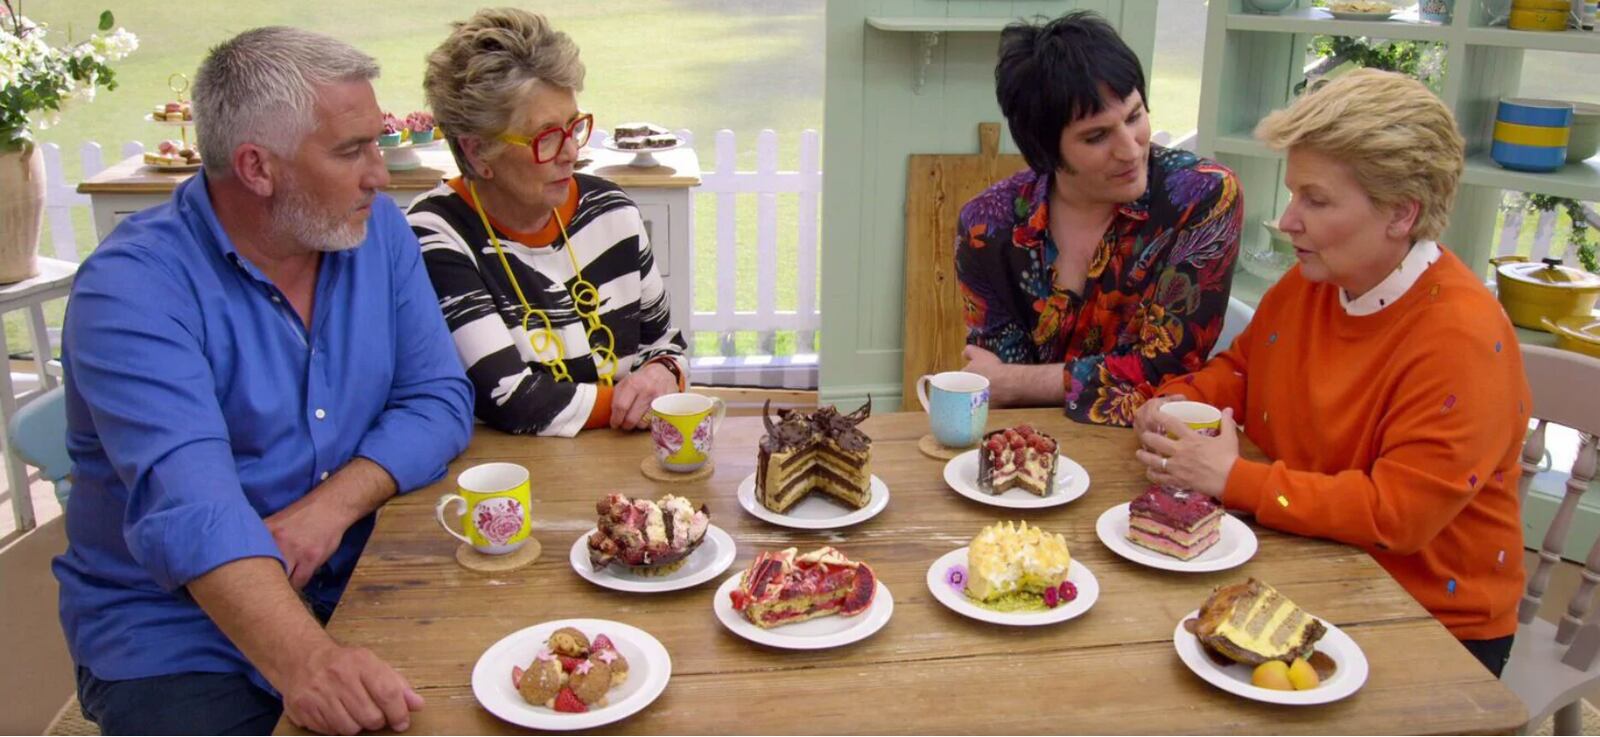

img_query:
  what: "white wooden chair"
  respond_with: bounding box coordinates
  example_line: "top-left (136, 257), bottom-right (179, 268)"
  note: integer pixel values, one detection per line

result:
top-left (1211, 296), bottom-right (1255, 360)
top-left (1503, 344), bottom-right (1600, 735)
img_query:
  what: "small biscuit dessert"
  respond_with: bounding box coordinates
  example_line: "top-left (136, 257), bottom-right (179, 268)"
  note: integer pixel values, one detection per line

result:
top-left (566, 657), bottom-right (613, 705)
top-left (517, 650), bottom-right (565, 707)
top-left (547, 627), bottom-right (589, 658)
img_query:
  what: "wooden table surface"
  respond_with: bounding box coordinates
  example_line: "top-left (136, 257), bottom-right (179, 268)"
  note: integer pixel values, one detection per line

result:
top-left (76, 145), bottom-right (701, 196)
top-left (277, 408), bottom-right (1527, 735)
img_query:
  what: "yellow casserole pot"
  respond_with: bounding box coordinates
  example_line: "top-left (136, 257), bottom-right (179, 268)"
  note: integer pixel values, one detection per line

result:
top-left (1513, 0), bottom-right (1573, 10)
top-left (1493, 256), bottom-right (1600, 329)
top-left (1509, 7), bottom-right (1570, 30)
top-left (1542, 316), bottom-right (1600, 359)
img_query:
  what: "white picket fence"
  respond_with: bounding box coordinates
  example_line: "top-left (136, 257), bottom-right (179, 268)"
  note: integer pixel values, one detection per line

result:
top-left (40, 131), bottom-right (825, 389)
top-left (1496, 198), bottom-right (1600, 264)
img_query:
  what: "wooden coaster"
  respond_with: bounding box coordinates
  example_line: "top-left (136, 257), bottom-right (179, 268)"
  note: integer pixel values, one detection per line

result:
top-left (918, 434), bottom-right (971, 460)
top-left (455, 538), bottom-right (542, 573)
top-left (640, 456), bottom-right (715, 483)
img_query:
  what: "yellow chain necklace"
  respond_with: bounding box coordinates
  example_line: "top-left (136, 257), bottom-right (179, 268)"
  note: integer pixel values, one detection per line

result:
top-left (467, 181), bottom-right (618, 386)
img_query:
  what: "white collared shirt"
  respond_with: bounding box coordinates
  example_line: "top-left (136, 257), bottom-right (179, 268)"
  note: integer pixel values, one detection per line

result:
top-left (1339, 240), bottom-right (1442, 316)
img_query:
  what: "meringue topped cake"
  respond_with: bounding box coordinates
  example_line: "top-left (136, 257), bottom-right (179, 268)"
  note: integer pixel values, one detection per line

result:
top-left (1195, 579), bottom-right (1327, 666)
top-left (728, 546), bottom-right (877, 628)
top-left (965, 521), bottom-right (1072, 610)
top-left (978, 426), bottom-right (1058, 496)
top-left (1126, 485), bottom-right (1222, 560)
top-left (754, 400), bottom-right (873, 513)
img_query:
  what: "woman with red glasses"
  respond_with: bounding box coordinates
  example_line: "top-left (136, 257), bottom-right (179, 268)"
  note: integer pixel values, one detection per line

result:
top-left (409, 8), bottom-right (686, 436)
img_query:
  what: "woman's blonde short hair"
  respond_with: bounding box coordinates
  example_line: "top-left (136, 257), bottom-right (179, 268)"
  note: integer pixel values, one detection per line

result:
top-left (424, 8), bottom-right (585, 178)
top-left (1254, 68), bottom-right (1464, 242)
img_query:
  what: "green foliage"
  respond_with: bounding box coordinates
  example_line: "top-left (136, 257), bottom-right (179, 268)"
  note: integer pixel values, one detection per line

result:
top-left (1521, 193), bottom-right (1599, 272)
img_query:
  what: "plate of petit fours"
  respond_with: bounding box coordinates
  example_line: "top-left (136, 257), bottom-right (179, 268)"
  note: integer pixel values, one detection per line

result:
top-left (602, 122), bottom-right (684, 152)
top-left (1096, 485), bottom-right (1257, 573)
top-left (1174, 578), bottom-right (1368, 705)
top-left (927, 521), bottom-right (1099, 626)
top-left (943, 425), bottom-right (1089, 509)
top-left (571, 492), bottom-right (736, 593)
top-left (736, 400), bottom-right (889, 530)
top-left (714, 546), bottom-right (893, 649)
top-left (472, 618), bottom-right (671, 730)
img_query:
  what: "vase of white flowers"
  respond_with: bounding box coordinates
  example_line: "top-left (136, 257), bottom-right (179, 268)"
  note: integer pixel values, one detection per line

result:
top-left (0, 2), bottom-right (136, 282)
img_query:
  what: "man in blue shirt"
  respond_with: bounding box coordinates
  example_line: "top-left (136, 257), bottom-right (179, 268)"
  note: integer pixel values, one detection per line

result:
top-left (53, 27), bottom-right (473, 735)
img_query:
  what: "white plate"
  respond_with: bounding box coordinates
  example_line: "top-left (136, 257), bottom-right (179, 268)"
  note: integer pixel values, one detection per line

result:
top-left (942, 450), bottom-right (1090, 509)
top-left (1327, 9), bottom-right (1397, 20)
top-left (471, 618), bottom-right (671, 731)
top-left (143, 160), bottom-right (202, 172)
top-left (1173, 609), bottom-right (1369, 705)
top-left (569, 524), bottom-right (736, 593)
top-left (735, 472), bottom-right (889, 530)
top-left (712, 572), bottom-right (893, 649)
top-left (924, 547), bottom-right (1099, 626)
top-left (144, 113), bottom-right (194, 126)
top-left (1095, 502), bottom-right (1258, 573)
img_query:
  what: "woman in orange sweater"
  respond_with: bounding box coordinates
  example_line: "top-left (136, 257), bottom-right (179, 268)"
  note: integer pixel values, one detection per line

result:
top-left (1133, 69), bottom-right (1529, 677)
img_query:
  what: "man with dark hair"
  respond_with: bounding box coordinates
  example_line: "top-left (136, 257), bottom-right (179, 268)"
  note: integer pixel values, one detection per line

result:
top-left (956, 10), bottom-right (1242, 426)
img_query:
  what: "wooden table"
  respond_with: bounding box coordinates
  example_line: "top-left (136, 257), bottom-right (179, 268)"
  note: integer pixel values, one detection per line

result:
top-left (75, 146), bottom-right (700, 339)
top-left (279, 409), bottom-right (1527, 735)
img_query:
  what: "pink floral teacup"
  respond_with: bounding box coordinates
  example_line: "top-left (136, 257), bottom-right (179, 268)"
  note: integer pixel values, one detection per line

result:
top-left (434, 462), bottom-right (532, 554)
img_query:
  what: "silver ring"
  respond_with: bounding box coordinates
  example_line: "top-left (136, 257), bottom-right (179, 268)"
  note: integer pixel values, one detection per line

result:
top-left (1161, 457), bottom-right (1169, 471)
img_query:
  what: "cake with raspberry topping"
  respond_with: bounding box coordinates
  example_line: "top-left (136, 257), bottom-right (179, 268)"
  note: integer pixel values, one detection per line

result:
top-left (978, 425), bottom-right (1058, 496)
top-left (1127, 484), bottom-right (1222, 560)
top-left (728, 546), bottom-right (877, 628)
top-left (586, 493), bottom-right (710, 574)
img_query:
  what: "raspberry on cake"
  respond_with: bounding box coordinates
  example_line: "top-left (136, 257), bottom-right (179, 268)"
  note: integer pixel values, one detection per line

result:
top-left (1126, 485), bottom-right (1222, 560)
top-left (964, 521), bottom-right (1076, 610)
top-left (587, 493), bottom-right (710, 574)
top-left (755, 400), bottom-right (872, 513)
top-left (978, 425), bottom-right (1058, 496)
top-left (728, 546), bottom-right (877, 628)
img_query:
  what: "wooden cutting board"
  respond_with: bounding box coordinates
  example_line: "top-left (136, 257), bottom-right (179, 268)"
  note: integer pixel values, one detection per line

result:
top-left (900, 122), bottom-right (1028, 411)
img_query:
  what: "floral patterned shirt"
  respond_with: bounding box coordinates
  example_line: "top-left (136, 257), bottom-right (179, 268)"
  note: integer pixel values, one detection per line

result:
top-left (955, 146), bottom-right (1242, 426)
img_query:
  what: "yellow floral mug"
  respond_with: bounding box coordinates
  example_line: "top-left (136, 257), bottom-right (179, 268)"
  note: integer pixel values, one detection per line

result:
top-left (434, 462), bottom-right (532, 554)
top-left (649, 392), bottom-right (726, 472)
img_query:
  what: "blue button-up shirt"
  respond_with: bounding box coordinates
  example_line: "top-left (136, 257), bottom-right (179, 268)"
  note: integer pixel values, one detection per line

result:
top-left (54, 173), bottom-right (474, 688)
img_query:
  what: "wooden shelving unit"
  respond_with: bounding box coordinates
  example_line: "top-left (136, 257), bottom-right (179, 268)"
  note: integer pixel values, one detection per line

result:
top-left (1197, 0), bottom-right (1600, 295)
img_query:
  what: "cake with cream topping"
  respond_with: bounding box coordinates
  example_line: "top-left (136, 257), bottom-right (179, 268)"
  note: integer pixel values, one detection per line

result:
top-left (964, 521), bottom-right (1077, 610)
top-left (1126, 485), bottom-right (1222, 560)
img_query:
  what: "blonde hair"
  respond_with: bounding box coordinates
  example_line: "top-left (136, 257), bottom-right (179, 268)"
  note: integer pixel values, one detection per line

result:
top-left (423, 8), bottom-right (585, 178)
top-left (1254, 68), bottom-right (1463, 242)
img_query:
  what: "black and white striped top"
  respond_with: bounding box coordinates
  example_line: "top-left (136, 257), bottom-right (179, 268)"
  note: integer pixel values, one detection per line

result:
top-left (407, 174), bottom-right (686, 436)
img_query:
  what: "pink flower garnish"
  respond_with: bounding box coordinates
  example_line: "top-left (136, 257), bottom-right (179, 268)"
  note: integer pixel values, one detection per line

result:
top-left (534, 648), bottom-right (555, 663)
top-left (944, 565), bottom-right (967, 592)
top-left (574, 660), bottom-right (593, 675)
top-left (596, 649), bottom-right (618, 664)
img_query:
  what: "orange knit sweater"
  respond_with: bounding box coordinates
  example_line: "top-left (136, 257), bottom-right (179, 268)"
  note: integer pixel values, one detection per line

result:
top-left (1157, 249), bottom-right (1528, 641)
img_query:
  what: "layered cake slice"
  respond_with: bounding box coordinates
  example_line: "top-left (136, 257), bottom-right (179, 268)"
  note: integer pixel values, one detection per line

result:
top-left (1195, 579), bottom-right (1327, 666)
top-left (978, 425), bottom-right (1058, 496)
top-left (755, 400), bottom-right (872, 513)
top-left (728, 546), bottom-right (877, 628)
top-left (1126, 485), bottom-right (1222, 560)
top-left (964, 521), bottom-right (1076, 609)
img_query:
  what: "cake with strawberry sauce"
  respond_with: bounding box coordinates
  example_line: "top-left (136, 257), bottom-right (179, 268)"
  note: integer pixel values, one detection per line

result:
top-left (728, 546), bottom-right (877, 628)
top-left (1126, 484), bottom-right (1222, 560)
top-left (978, 425), bottom-right (1058, 496)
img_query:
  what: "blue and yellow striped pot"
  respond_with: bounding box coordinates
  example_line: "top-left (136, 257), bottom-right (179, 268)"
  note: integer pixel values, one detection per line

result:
top-left (1492, 98), bottom-right (1573, 173)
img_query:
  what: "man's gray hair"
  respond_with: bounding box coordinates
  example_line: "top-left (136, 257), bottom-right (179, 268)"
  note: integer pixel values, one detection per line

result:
top-left (192, 27), bottom-right (379, 176)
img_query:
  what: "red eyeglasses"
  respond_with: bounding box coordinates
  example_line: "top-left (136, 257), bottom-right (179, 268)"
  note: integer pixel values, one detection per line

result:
top-left (498, 113), bottom-right (593, 164)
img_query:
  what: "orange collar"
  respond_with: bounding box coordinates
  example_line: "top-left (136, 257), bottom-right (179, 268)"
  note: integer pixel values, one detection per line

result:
top-left (447, 176), bottom-right (578, 248)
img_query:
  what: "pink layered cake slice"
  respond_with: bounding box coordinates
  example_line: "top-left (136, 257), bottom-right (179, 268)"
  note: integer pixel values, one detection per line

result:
top-left (1127, 485), bottom-right (1222, 560)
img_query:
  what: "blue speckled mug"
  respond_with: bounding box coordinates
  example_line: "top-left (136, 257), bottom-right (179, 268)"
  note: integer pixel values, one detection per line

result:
top-left (915, 371), bottom-right (990, 449)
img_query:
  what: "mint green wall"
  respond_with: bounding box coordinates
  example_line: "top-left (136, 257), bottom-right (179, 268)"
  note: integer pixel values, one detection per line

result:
top-left (819, 0), bottom-right (1159, 410)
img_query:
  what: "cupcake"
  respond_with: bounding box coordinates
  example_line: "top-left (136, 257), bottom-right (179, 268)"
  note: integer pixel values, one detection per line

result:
top-left (518, 650), bottom-right (565, 707)
top-left (378, 112), bottom-right (402, 147)
top-left (405, 111), bottom-right (436, 145)
top-left (566, 657), bottom-right (613, 705)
